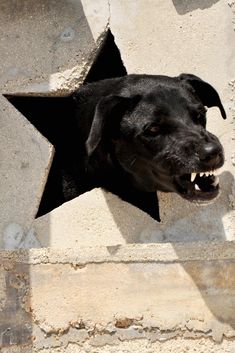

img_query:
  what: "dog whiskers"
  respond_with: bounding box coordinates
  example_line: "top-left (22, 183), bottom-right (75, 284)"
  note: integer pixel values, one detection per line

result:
top-left (130, 157), bottom-right (137, 167)
top-left (164, 154), bottom-right (187, 168)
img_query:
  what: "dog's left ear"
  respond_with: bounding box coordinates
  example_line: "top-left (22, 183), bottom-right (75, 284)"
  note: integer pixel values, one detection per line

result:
top-left (86, 94), bottom-right (140, 156)
top-left (179, 73), bottom-right (226, 119)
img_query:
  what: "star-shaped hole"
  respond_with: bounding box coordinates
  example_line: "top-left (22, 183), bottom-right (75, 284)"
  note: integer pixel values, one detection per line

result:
top-left (6, 30), bottom-right (127, 217)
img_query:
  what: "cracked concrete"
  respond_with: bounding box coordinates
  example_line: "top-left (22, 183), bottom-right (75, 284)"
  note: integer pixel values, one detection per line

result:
top-left (0, 0), bottom-right (110, 95)
top-left (0, 244), bottom-right (235, 352)
top-left (0, 0), bottom-right (235, 352)
top-left (30, 256), bottom-right (235, 342)
top-left (0, 0), bottom-right (234, 248)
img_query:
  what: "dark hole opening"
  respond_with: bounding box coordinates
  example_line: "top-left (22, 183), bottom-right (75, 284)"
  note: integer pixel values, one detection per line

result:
top-left (6, 29), bottom-right (127, 217)
top-left (84, 29), bottom-right (127, 83)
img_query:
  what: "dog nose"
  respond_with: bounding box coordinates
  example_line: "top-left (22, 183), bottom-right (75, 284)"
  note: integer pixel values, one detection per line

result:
top-left (199, 142), bottom-right (222, 164)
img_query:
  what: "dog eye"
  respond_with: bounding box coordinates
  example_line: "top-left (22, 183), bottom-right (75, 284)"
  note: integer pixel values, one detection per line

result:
top-left (146, 125), bottom-right (160, 136)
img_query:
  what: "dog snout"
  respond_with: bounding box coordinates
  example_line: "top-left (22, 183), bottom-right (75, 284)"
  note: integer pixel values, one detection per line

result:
top-left (199, 142), bottom-right (223, 168)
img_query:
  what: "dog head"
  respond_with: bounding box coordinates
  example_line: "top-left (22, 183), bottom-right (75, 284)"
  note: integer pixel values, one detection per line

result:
top-left (86, 74), bottom-right (226, 202)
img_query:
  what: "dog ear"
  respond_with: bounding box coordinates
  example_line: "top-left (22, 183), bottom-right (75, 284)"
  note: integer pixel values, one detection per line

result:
top-left (179, 73), bottom-right (226, 119)
top-left (86, 95), bottom-right (140, 156)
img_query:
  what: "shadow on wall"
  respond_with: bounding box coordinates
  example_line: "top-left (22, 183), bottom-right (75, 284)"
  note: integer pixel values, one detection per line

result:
top-left (104, 170), bottom-right (235, 331)
top-left (104, 171), bottom-right (234, 244)
top-left (3, 0), bottom-right (234, 346)
top-left (172, 246), bottom-right (235, 332)
top-left (170, 174), bottom-right (235, 332)
top-left (172, 0), bottom-right (221, 14)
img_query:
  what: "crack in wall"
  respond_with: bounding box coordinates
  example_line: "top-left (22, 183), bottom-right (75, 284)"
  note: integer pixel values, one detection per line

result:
top-left (2, 244), bottom-right (235, 265)
top-left (31, 316), bottom-right (235, 350)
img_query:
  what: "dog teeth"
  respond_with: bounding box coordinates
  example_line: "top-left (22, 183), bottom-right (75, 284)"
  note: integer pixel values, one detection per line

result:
top-left (203, 171), bottom-right (214, 177)
top-left (191, 172), bottom-right (197, 182)
top-left (195, 184), bottom-right (201, 191)
top-left (190, 170), bottom-right (218, 183)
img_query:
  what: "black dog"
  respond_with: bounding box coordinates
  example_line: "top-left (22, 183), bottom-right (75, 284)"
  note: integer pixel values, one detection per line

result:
top-left (68, 73), bottom-right (226, 220)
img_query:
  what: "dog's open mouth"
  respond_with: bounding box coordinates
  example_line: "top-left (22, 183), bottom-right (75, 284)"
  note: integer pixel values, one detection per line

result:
top-left (174, 170), bottom-right (220, 202)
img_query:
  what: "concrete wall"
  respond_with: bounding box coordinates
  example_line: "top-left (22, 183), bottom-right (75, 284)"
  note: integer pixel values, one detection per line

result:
top-left (0, 0), bottom-right (109, 95)
top-left (110, 0), bottom-right (235, 242)
top-left (0, 0), bottom-right (235, 352)
top-left (0, 0), bottom-right (110, 249)
top-left (0, 0), bottom-right (234, 248)
top-left (1, 244), bottom-right (235, 352)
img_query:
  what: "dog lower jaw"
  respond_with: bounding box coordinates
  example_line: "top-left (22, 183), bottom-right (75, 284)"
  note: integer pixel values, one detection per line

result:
top-left (178, 187), bottom-right (220, 203)
top-left (174, 172), bottom-right (220, 202)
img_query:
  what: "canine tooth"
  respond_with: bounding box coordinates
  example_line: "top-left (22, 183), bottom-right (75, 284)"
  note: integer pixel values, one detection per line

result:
top-left (195, 184), bottom-right (201, 191)
top-left (191, 172), bottom-right (197, 182)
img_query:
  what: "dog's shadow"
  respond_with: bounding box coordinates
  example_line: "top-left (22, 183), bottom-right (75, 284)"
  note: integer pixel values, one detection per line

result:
top-left (172, 0), bottom-right (221, 15)
top-left (104, 171), bottom-right (234, 244)
top-left (103, 170), bottom-right (235, 331)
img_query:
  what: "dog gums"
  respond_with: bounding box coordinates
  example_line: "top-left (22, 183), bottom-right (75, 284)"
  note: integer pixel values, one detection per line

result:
top-left (6, 30), bottom-right (127, 217)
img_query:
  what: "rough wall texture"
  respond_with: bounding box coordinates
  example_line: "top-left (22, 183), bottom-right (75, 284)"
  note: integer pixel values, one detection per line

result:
top-left (0, 0), bottom-right (110, 250)
top-left (109, 0), bottom-right (235, 241)
top-left (0, 0), bottom-right (235, 352)
top-left (0, 95), bottom-right (53, 249)
top-left (0, 0), bottom-right (234, 248)
top-left (0, 0), bottom-right (109, 95)
top-left (0, 244), bottom-right (235, 352)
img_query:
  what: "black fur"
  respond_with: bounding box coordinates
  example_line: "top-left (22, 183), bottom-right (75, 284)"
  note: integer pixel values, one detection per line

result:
top-left (68, 74), bottom-right (226, 220)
